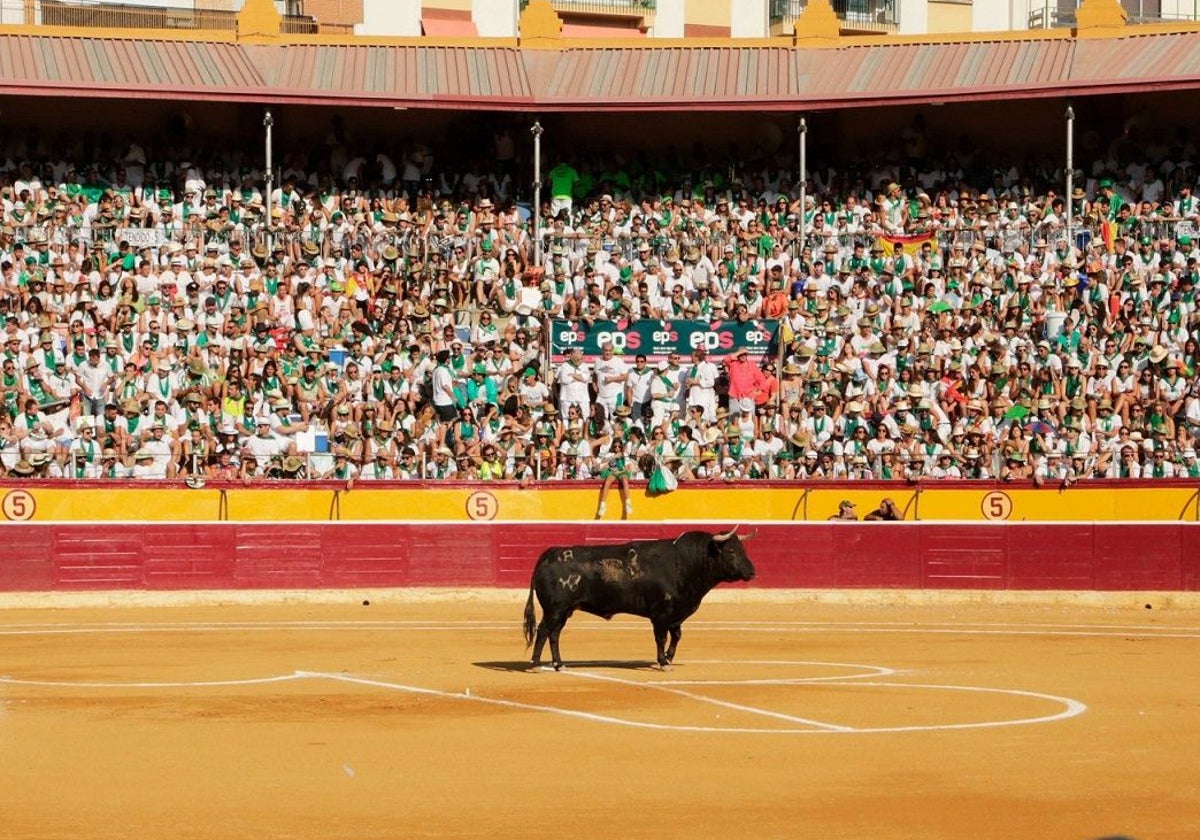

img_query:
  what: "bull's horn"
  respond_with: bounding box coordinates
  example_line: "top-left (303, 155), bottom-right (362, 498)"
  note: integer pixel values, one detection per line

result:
top-left (740, 529), bottom-right (758, 542)
top-left (712, 525), bottom-right (739, 543)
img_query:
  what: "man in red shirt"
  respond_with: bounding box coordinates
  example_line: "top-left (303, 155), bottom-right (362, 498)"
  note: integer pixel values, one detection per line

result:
top-left (725, 347), bottom-right (768, 419)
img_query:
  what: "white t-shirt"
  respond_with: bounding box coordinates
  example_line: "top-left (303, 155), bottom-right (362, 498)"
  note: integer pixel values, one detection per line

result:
top-left (245, 431), bottom-right (285, 460)
top-left (592, 356), bottom-right (629, 402)
top-left (556, 360), bottom-right (591, 406)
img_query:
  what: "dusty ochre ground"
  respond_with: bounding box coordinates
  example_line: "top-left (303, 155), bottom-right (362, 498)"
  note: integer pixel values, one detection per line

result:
top-left (1, 594), bottom-right (1198, 840)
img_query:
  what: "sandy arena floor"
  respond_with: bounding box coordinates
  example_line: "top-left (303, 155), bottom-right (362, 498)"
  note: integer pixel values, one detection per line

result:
top-left (1, 594), bottom-right (1198, 840)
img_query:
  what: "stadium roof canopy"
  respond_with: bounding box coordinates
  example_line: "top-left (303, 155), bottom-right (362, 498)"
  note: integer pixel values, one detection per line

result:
top-left (1, 0), bottom-right (1199, 112)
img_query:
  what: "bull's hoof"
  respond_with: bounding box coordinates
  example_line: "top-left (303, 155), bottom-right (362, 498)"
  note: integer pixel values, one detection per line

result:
top-left (657, 661), bottom-right (673, 672)
top-left (553, 661), bottom-right (565, 672)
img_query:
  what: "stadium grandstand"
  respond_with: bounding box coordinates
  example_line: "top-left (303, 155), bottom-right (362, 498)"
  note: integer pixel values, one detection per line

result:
top-left (5, 9), bottom-right (1200, 840)
top-left (0, 0), bottom-right (1196, 502)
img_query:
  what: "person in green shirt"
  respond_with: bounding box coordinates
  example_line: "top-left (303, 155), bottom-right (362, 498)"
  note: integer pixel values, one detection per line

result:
top-left (547, 160), bottom-right (580, 218)
top-left (1098, 178), bottom-right (1126, 220)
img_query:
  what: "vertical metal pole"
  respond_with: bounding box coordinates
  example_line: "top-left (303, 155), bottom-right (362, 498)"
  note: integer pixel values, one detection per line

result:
top-left (264, 110), bottom-right (275, 251)
top-left (798, 116), bottom-right (807, 252)
top-left (531, 121), bottom-right (544, 266)
top-left (1065, 104), bottom-right (1075, 262)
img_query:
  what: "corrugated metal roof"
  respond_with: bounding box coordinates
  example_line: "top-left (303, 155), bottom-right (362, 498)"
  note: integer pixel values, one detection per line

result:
top-left (1, 29), bottom-right (1200, 109)
top-left (540, 47), bottom-right (797, 104)
top-left (791, 37), bottom-right (1076, 102)
top-left (1073, 30), bottom-right (1200, 82)
top-left (0, 35), bottom-right (263, 92)
top-left (269, 44), bottom-right (533, 102)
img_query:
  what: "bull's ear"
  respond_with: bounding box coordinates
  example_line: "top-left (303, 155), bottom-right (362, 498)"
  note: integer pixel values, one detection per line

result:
top-left (706, 537), bottom-right (721, 562)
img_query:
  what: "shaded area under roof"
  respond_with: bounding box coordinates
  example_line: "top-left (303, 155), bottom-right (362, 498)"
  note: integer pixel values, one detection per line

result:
top-left (1, 28), bottom-right (1200, 110)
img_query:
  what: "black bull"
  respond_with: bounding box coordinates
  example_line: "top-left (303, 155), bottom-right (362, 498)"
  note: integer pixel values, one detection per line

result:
top-left (523, 528), bottom-right (756, 670)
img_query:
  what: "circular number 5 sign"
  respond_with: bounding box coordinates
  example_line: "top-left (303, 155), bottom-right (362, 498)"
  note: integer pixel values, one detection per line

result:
top-left (981, 490), bottom-right (1013, 521)
top-left (466, 490), bottom-right (498, 521)
top-left (2, 489), bottom-right (36, 521)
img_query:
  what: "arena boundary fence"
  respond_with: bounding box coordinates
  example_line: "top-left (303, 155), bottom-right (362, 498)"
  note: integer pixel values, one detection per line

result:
top-left (1, 521), bottom-right (1197, 593)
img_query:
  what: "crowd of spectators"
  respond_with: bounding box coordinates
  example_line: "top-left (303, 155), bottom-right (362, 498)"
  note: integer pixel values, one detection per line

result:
top-left (0, 125), bottom-right (1198, 489)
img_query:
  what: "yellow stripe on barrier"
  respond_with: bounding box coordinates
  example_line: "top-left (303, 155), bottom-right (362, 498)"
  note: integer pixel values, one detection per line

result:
top-left (2, 483), bottom-right (1198, 523)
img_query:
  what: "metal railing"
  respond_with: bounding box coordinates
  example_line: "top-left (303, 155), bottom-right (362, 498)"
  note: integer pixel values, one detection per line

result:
top-left (771, 0), bottom-right (899, 32)
top-left (1028, 4), bottom-right (1074, 29)
top-left (1029, 1), bottom-right (1200, 29)
top-left (519, 0), bottom-right (656, 16)
top-left (0, 0), bottom-right (325, 33)
top-left (41, 0), bottom-right (239, 30)
top-left (5, 213), bottom-right (1195, 271)
top-left (46, 448), bottom-right (582, 483)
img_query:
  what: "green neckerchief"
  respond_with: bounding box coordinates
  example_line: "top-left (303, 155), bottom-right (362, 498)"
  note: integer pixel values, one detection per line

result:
top-left (27, 376), bottom-right (49, 405)
top-left (280, 357), bottom-right (301, 379)
top-left (75, 438), bottom-right (97, 476)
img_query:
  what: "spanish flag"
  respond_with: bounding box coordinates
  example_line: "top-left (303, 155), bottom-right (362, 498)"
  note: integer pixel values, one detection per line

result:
top-left (875, 231), bottom-right (937, 256)
top-left (1099, 221), bottom-right (1118, 253)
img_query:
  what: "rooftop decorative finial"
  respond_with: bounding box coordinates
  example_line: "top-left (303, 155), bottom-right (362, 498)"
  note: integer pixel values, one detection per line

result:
top-left (793, 0), bottom-right (840, 46)
top-left (1075, 0), bottom-right (1128, 38)
top-left (519, 0), bottom-right (563, 47)
top-left (238, 0), bottom-right (283, 42)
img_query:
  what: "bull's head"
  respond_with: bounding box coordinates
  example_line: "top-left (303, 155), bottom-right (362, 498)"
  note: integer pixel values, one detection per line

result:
top-left (710, 526), bottom-right (756, 582)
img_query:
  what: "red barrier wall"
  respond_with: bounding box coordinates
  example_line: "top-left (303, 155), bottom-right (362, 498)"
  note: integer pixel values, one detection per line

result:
top-left (1, 523), bottom-right (1197, 592)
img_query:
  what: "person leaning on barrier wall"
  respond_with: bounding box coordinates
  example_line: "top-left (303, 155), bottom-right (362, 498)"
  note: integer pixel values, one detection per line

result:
top-left (828, 499), bottom-right (858, 521)
top-left (863, 498), bottom-right (901, 521)
top-left (0, 136), bottom-right (1196, 482)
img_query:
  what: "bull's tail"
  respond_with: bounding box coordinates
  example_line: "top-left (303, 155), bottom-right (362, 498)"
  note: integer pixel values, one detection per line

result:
top-left (524, 550), bottom-right (551, 647)
top-left (523, 580), bottom-right (538, 648)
